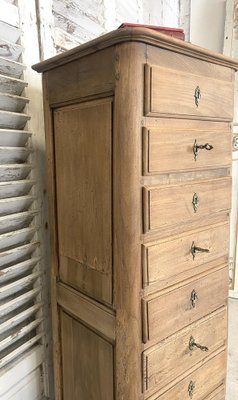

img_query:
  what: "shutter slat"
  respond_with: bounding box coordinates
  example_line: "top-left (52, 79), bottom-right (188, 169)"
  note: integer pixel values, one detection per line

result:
top-left (0, 179), bottom-right (36, 199)
top-left (0, 227), bottom-right (36, 250)
top-left (0, 130), bottom-right (31, 147)
top-left (0, 317), bottom-right (43, 353)
top-left (0, 302), bottom-right (42, 336)
top-left (0, 56), bottom-right (25, 79)
top-left (0, 165), bottom-right (32, 181)
top-left (0, 74), bottom-right (27, 96)
top-left (0, 195), bottom-right (35, 216)
top-left (0, 287), bottom-right (41, 317)
top-left (0, 110), bottom-right (30, 129)
top-left (0, 257), bottom-right (40, 284)
top-left (0, 38), bottom-right (23, 61)
top-left (0, 179), bottom-right (35, 198)
top-left (0, 93), bottom-right (29, 112)
top-left (0, 333), bottom-right (44, 369)
top-left (0, 22), bottom-right (21, 44)
top-left (0, 270), bottom-right (42, 300)
top-left (0, 146), bottom-right (32, 163)
top-left (0, 241), bottom-right (40, 267)
top-left (0, 210), bottom-right (37, 234)
top-left (0, 1), bottom-right (20, 29)
top-left (0, 5), bottom-right (43, 371)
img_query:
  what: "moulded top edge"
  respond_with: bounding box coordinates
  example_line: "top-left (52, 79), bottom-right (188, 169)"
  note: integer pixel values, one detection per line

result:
top-left (32, 27), bottom-right (238, 73)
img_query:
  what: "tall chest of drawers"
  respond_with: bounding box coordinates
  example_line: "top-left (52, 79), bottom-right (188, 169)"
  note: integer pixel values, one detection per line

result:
top-left (33, 28), bottom-right (238, 400)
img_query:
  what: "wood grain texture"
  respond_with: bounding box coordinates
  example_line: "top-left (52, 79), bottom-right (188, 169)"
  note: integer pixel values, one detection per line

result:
top-left (147, 351), bottom-right (226, 400)
top-left (205, 386), bottom-right (225, 400)
top-left (46, 47), bottom-right (115, 105)
top-left (142, 167), bottom-right (231, 189)
top-left (41, 73), bottom-right (62, 400)
top-left (32, 27), bottom-right (238, 73)
top-left (143, 308), bottom-right (227, 394)
top-left (57, 283), bottom-right (115, 341)
top-left (142, 267), bottom-right (229, 343)
top-left (59, 256), bottom-right (112, 305)
top-left (113, 42), bottom-right (143, 399)
top-left (144, 64), bottom-right (234, 120)
top-left (36, 34), bottom-right (235, 399)
top-left (146, 45), bottom-right (234, 82)
top-left (142, 222), bottom-right (229, 291)
top-left (54, 98), bottom-right (112, 304)
top-left (142, 122), bottom-right (231, 175)
top-left (61, 310), bottom-right (114, 400)
top-left (143, 177), bottom-right (231, 234)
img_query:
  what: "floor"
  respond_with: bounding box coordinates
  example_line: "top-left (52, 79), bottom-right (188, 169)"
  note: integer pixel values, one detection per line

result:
top-left (227, 298), bottom-right (238, 400)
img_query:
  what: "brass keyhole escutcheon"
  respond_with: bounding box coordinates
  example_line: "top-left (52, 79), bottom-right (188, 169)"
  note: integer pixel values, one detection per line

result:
top-left (191, 241), bottom-right (210, 260)
top-left (192, 193), bottom-right (199, 213)
top-left (188, 381), bottom-right (195, 398)
top-left (193, 139), bottom-right (213, 161)
top-left (191, 289), bottom-right (198, 308)
top-left (189, 336), bottom-right (209, 352)
top-left (194, 86), bottom-right (201, 107)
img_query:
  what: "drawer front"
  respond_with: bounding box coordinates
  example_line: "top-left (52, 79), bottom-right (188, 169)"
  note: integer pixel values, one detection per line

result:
top-left (143, 178), bottom-right (231, 234)
top-left (205, 386), bottom-right (225, 400)
top-left (143, 308), bottom-right (226, 393)
top-left (147, 351), bottom-right (226, 400)
top-left (144, 64), bottom-right (233, 119)
top-left (143, 223), bottom-right (229, 290)
top-left (142, 267), bottom-right (228, 343)
top-left (142, 123), bottom-right (231, 175)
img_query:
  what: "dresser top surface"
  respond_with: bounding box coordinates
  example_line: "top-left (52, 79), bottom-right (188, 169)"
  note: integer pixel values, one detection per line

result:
top-left (32, 27), bottom-right (238, 73)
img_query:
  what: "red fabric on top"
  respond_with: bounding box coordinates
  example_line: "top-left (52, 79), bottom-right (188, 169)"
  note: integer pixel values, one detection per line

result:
top-left (118, 23), bottom-right (185, 40)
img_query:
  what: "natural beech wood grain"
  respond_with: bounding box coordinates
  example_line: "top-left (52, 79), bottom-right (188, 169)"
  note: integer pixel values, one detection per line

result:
top-left (59, 256), bottom-right (112, 305)
top-left (61, 310), bottom-right (114, 400)
top-left (142, 222), bottom-right (229, 290)
top-left (35, 31), bottom-right (236, 400)
top-left (54, 98), bottom-right (112, 305)
top-left (143, 177), bottom-right (231, 234)
top-left (147, 351), bottom-right (226, 400)
top-left (32, 27), bottom-right (238, 73)
top-left (142, 168), bottom-right (231, 188)
top-left (142, 266), bottom-right (229, 343)
top-left (142, 210), bottom-right (230, 244)
top-left (113, 42), bottom-right (143, 399)
top-left (146, 45), bottom-right (234, 82)
top-left (205, 386), bottom-right (225, 400)
top-left (142, 123), bottom-right (231, 175)
top-left (143, 307), bottom-right (226, 393)
top-left (46, 47), bottom-right (115, 105)
top-left (144, 65), bottom-right (233, 120)
top-left (57, 283), bottom-right (115, 341)
top-left (42, 73), bottom-right (62, 400)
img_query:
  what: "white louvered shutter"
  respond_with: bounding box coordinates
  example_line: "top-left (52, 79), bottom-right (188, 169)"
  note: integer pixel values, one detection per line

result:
top-left (0, 2), bottom-right (44, 370)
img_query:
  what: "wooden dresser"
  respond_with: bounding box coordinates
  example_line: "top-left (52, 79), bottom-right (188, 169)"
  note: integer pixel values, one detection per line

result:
top-left (33, 28), bottom-right (238, 400)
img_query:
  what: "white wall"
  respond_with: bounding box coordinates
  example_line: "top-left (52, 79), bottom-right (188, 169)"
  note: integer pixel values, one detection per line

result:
top-left (190, 0), bottom-right (226, 52)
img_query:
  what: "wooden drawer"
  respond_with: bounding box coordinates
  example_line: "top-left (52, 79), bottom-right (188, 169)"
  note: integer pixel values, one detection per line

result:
top-left (142, 308), bottom-right (226, 394)
top-left (143, 177), bottom-right (231, 234)
top-left (147, 351), bottom-right (226, 400)
top-left (142, 121), bottom-right (231, 175)
top-left (142, 267), bottom-right (228, 343)
top-left (144, 64), bottom-right (233, 119)
top-left (143, 223), bottom-right (229, 291)
top-left (205, 386), bottom-right (225, 400)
